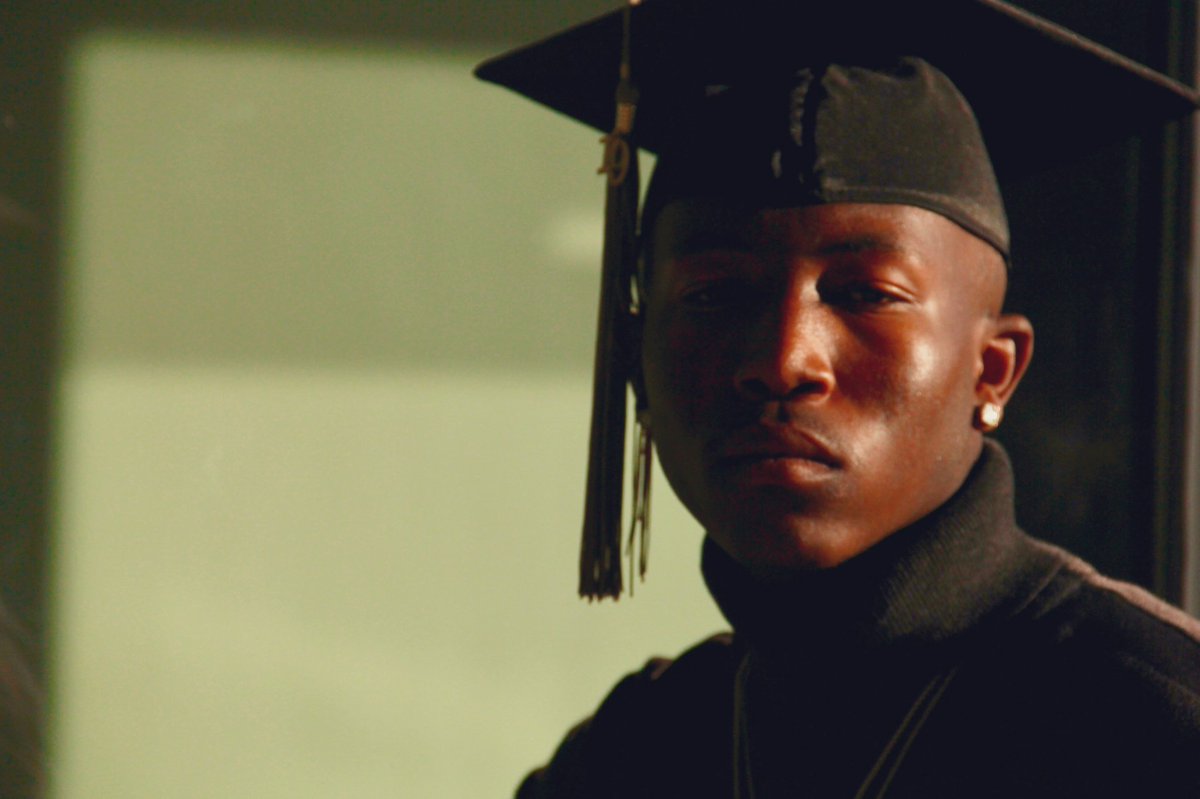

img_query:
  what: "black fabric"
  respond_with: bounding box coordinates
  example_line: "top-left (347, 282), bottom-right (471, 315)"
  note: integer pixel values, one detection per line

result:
top-left (641, 58), bottom-right (1009, 257)
top-left (516, 442), bottom-right (1200, 798)
top-left (475, 0), bottom-right (1200, 182)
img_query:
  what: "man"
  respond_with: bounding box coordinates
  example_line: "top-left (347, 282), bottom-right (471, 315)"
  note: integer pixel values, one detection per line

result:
top-left (478, 1), bottom-right (1200, 795)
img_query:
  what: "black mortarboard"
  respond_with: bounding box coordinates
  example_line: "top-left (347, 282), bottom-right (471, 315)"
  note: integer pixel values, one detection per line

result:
top-left (475, 0), bottom-right (1199, 599)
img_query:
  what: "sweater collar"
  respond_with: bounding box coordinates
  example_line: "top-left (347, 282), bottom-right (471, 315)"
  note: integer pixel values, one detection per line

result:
top-left (702, 440), bottom-right (1062, 655)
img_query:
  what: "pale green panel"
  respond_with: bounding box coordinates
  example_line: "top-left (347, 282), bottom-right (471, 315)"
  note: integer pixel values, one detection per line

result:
top-left (64, 31), bottom-right (613, 371)
top-left (53, 30), bottom-right (720, 799)
top-left (53, 369), bottom-right (720, 798)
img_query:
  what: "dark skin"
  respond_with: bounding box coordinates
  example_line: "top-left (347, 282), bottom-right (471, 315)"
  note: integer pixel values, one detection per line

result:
top-left (638, 200), bottom-right (1033, 581)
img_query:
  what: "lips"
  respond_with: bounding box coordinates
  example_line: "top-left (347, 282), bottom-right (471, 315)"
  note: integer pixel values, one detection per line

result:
top-left (713, 424), bottom-right (842, 470)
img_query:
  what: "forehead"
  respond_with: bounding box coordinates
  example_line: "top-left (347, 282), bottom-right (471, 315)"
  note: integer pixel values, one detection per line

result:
top-left (645, 199), bottom-right (1006, 324)
top-left (650, 200), bottom-right (978, 265)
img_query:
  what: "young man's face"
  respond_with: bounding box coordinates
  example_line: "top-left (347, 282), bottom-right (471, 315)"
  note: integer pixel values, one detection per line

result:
top-left (640, 200), bottom-right (1023, 579)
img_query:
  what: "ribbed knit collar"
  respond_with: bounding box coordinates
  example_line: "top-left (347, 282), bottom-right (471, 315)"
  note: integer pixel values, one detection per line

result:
top-left (702, 440), bottom-right (1064, 657)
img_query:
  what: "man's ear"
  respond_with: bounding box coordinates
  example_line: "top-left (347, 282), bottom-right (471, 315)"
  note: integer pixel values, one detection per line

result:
top-left (976, 313), bottom-right (1034, 408)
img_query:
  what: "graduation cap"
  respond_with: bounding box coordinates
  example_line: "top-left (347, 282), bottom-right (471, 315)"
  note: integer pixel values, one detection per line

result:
top-left (475, 0), bottom-right (1199, 600)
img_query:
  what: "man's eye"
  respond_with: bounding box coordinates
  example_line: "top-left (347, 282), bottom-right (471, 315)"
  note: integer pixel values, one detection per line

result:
top-left (680, 280), bottom-right (754, 309)
top-left (834, 284), bottom-right (902, 307)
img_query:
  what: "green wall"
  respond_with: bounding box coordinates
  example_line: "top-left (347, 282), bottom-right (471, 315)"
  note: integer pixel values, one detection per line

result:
top-left (51, 30), bottom-right (723, 797)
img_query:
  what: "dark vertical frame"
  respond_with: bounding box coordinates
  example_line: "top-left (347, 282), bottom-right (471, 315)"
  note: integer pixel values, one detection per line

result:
top-left (0, 3), bottom-right (65, 795)
top-left (0, 1), bottom-right (64, 673)
top-left (1145, 1), bottom-right (1196, 605)
top-left (1171, 2), bottom-right (1200, 615)
top-left (1130, 1), bottom-right (1196, 605)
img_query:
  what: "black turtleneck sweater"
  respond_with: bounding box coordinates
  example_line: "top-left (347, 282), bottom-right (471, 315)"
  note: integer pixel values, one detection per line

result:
top-left (518, 442), bottom-right (1200, 798)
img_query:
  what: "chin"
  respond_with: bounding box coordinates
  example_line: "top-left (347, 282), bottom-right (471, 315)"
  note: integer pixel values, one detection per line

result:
top-left (713, 516), bottom-right (873, 577)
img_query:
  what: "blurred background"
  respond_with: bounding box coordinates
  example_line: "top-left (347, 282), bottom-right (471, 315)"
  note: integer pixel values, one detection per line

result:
top-left (0, 1), bottom-right (1195, 797)
top-left (10, 3), bottom-right (729, 796)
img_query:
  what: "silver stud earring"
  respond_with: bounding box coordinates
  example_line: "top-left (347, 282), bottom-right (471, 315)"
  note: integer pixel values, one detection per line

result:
top-left (977, 402), bottom-right (1003, 432)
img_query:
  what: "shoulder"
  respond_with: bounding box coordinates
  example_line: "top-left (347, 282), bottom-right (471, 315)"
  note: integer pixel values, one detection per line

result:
top-left (516, 634), bottom-right (741, 799)
top-left (562, 632), bottom-right (741, 730)
top-left (951, 543), bottom-right (1200, 787)
top-left (899, 543), bottom-right (1200, 794)
top-left (1027, 544), bottom-right (1200, 703)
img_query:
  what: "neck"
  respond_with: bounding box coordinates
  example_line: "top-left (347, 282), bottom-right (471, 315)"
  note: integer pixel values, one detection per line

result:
top-left (702, 440), bottom-right (1059, 656)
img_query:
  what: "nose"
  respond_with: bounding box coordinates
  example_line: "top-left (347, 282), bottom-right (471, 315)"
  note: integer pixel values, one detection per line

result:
top-left (734, 285), bottom-right (835, 402)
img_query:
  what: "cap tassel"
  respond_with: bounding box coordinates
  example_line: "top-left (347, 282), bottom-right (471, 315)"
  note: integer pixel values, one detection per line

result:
top-left (626, 410), bottom-right (653, 596)
top-left (580, 3), bottom-right (641, 600)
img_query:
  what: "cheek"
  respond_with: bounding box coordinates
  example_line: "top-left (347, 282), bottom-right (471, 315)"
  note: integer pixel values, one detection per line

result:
top-left (639, 318), bottom-right (722, 516)
top-left (836, 328), bottom-right (927, 408)
top-left (894, 338), bottom-right (956, 414)
top-left (904, 338), bottom-right (981, 451)
top-left (641, 321), bottom-right (686, 432)
top-left (845, 326), bottom-right (976, 434)
top-left (642, 316), bottom-right (729, 419)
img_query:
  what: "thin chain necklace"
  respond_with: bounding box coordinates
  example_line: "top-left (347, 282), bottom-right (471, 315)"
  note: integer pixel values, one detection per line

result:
top-left (732, 654), bottom-right (960, 799)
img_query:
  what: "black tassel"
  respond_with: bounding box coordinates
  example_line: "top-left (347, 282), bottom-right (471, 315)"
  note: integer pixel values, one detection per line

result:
top-left (580, 3), bottom-right (641, 600)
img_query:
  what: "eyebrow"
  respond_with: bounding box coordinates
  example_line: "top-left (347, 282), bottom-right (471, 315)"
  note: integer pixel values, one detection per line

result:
top-left (668, 231), bottom-right (754, 255)
top-left (816, 236), bottom-right (910, 257)
top-left (664, 231), bottom-right (919, 262)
